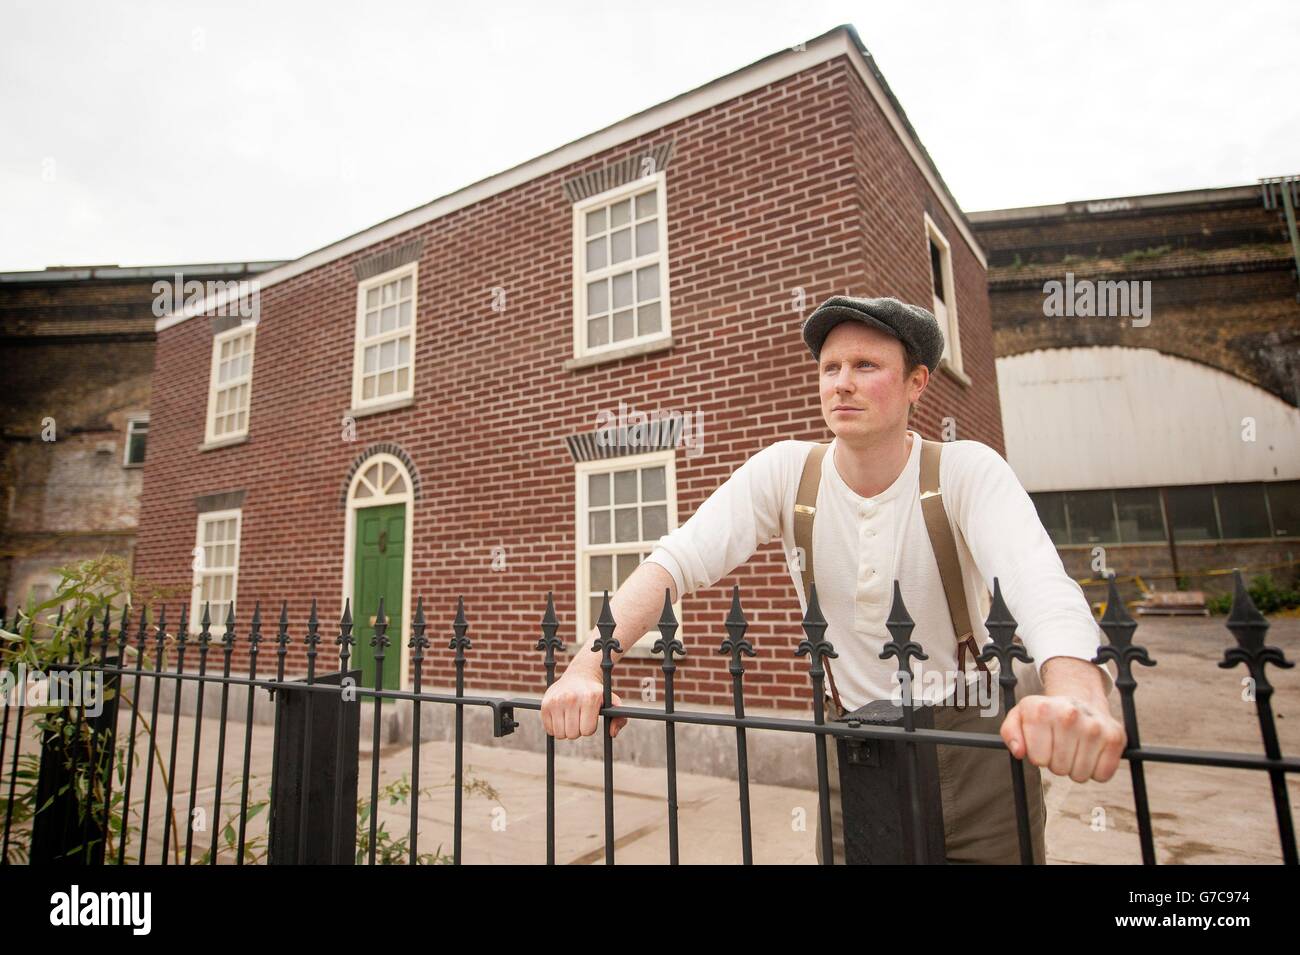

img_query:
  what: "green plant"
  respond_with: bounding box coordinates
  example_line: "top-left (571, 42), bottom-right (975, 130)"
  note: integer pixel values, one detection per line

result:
top-left (0, 554), bottom-right (182, 864)
top-left (1206, 574), bottom-right (1300, 615)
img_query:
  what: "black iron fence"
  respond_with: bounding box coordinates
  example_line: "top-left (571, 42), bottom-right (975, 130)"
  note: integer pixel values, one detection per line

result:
top-left (0, 570), bottom-right (1295, 865)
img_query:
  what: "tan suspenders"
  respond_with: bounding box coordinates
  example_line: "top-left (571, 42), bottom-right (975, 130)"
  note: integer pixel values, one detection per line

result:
top-left (793, 437), bottom-right (992, 711)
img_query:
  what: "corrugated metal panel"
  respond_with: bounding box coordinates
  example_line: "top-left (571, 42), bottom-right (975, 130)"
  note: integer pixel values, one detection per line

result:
top-left (996, 346), bottom-right (1300, 490)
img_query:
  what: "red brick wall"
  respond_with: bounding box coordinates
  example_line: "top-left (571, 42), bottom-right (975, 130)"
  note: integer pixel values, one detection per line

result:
top-left (135, 55), bottom-right (996, 709)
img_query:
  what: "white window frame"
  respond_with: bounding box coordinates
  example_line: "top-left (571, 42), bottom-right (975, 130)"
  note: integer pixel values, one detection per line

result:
top-left (351, 262), bottom-right (418, 411)
top-left (189, 508), bottom-right (242, 634)
top-left (204, 323), bottom-right (256, 444)
top-left (123, 413), bottom-right (149, 467)
top-left (924, 212), bottom-right (964, 376)
top-left (571, 171), bottom-right (672, 360)
top-left (574, 448), bottom-right (681, 654)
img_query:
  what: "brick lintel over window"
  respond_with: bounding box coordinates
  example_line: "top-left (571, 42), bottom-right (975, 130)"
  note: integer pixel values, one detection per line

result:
top-left (562, 141), bottom-right (675, 204)
top-left (353, 239), bottom-right (425, 283)
top-left (195, 489), bottom-right (246, 513)
top-left (564, 414), bottom-right (685, 463)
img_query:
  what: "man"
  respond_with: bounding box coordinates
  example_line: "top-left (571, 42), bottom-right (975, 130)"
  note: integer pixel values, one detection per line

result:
top-left (541, 294), bottom-right (1125, 863)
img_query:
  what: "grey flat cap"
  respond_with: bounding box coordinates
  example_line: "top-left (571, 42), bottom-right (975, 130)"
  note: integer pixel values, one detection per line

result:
top-left (801, 295), bottom-right (944, 371)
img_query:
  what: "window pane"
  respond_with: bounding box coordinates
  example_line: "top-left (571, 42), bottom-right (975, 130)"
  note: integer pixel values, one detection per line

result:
top-left (643, 504), bottom-right (667, 541)
top-left (635, 190), bottom-right (656, 218)
top-left (612, 271), bottom-right (633, 309)
top-left (637, 301), bottom-right (661, 335)
top-left (589, 595), bottom-right (603, 626)
top-left (1066, 490), bottom-right (1116, 544)
top-left (589, 511), bottom-right (610, 545)
top-left (587, 316), bottom-right (608, 348)
top-left (586, 236), bottom-right (606, 271)
top-left (590, 554), bottom-right (612, 592)
top-left (1217, 483), bottom-right (1271, 539)
top-left (610, 228), bottom-right (631, 264)
top-left (636, 264), bottom-right (659, 301)
top-left (642, 466), bottom-right (665, 501)
top-left (610, 199), bottom-right (631, 227)
top-left (612, 310), bottom-right (634, 342)
top-left (1114, 488), bottom-right (1165, 542)
top-left (585, 207), bottom-right (606, 235)
top-left (588, 472), bottom-right (610, 507)
top-left (1166, 486), bottom-right (1218, 541)
top-left (398, 301), bottom-right (411, 327)
top-left (929, 238), bottom-right (946, 303)
top-left (399, 276), bottom-right (412, 298)
top-left (635, 220), bottom-right (657, 255)
top-left (613, 470), bottom-right (637, 504)
top-left (1268, 481), bottom-right (1300, 537)
top-left (614, 507), bottom-right (638, 542)
top-left (366, 288), bottom-right (379, 307)
top-left (126, 431), bottom-right (147, 465)
top-left (1030, 492), bottom-right (1066, 545)
top-left (586, 279), bottom-right (608, 316)
top-left (616, 553), bottom-right (640, 585)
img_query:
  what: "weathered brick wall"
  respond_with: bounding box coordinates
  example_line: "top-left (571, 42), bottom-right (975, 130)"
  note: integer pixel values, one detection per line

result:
top-left (971, 194), bottom-right (1300, 407)
top-left (135, 55), bottom-right (995, 709)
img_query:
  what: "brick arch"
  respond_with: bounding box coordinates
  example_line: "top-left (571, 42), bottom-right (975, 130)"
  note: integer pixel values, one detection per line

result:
top-left (339, 442), bottom-right (423, 507)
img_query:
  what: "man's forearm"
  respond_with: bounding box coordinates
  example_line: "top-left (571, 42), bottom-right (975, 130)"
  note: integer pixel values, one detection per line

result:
top-left (565, 561), bottom-right (680, 680)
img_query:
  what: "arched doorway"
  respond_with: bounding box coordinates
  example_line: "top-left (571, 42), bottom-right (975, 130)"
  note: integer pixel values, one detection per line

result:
top-left (342, 454), bottom-right (413, 690)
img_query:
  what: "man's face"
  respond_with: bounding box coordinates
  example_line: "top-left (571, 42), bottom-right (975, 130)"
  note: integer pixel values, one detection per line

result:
top-left (818, 321), bottom-right (927, 440)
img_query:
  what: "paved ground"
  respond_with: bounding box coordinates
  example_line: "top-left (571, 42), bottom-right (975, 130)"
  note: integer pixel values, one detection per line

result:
top-left (4, 615), bottom-right (1297, 864)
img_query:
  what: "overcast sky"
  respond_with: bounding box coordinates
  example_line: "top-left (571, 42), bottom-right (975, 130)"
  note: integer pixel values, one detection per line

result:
top-left (3, 0), bottom-right (1297, 272)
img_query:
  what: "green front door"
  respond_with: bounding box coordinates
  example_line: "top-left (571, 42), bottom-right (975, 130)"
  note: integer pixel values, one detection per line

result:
top-left (352, 503), bottom-right (405, 689)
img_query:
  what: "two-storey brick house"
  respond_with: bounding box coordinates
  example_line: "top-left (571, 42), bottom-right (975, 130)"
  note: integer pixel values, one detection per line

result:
top-left (134, 24), bottom-right (999, 711)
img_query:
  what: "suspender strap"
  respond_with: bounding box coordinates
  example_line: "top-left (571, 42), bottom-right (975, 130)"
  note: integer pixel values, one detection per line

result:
top-left (919, 438), bottom-right (992, 708)
top-left (793, 443), bottom-right (844, 713)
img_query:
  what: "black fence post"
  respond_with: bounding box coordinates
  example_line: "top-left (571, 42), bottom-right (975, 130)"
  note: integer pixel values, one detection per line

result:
top-left (834, 699), bottom-right (946, 864)
top-left (269, 669), bottom-right (361, 864)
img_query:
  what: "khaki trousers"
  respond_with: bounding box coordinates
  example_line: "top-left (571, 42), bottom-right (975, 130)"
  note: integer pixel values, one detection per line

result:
top-left (814, 692), bottom-right (1047, 864)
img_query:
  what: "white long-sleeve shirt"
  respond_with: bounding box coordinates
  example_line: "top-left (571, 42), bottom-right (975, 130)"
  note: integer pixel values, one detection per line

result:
top-left (644, 430), bottom-right (1111, 709)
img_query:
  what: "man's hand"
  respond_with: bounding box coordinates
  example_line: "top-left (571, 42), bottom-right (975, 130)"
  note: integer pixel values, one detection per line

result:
top-left (999, 657), bottom-right (1126, 783)
top-left (541, 668), bottom-right (627, 740)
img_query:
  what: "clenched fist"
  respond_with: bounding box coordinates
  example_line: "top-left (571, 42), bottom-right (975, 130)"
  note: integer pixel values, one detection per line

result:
top-left (541, 669), bottom-right (627, 740)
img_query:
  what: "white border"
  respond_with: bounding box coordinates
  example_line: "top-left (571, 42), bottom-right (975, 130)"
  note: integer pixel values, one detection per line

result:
top-left (352, 261), bottom-right (419, 412)
top-left (157, 28), bottom-right (983, 333)
top-left (571, 171), bottom-right (671, 361)
top-left (574, 448), bottom-right (681, 652)
top-left (204, 324), bottom-right (256, 444)
top-left (924, 212), bottom-right (963, 375)
top-left (189, 508), bottom-right (242, 634)
top-left (123, 413), bottom-right (149, 467)
top-left (341, 452), bottom-right (415, 690)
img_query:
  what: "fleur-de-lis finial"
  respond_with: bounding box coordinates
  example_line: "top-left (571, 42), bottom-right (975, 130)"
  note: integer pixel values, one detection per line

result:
top-left (590, 591), bottom-right (622, 665)
top-left (1093, 574), bottom-right (1154, 688)
top-left (1220, 569), bottom-right (1293, 688)
top-left (717, 585), bottom-right (751, 673)
top-left (976, 578), bottom-right (1032, 701)
top-left (653, 588), bottom-right (685, 666)
top-left (880, 581), bottom-right (928, 706)
top-left (248, 601), bottom-right (263, 655)
top-left (304, 598), bottom-right (321, 646)
top-left (795, 581), bottom-right (837, 676)
top-left (536, 591), bottom-right (565, 670)
top-left (410, 595), bottom-right (429, 653)
top-left (337, 597), bottom-right (354, 670)
top-left (450, 595), bottom-right (471, 656)
top-left (372, 594), bottom-right (390, 653)
top-left (222, 602), bottom-right (237, 649)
